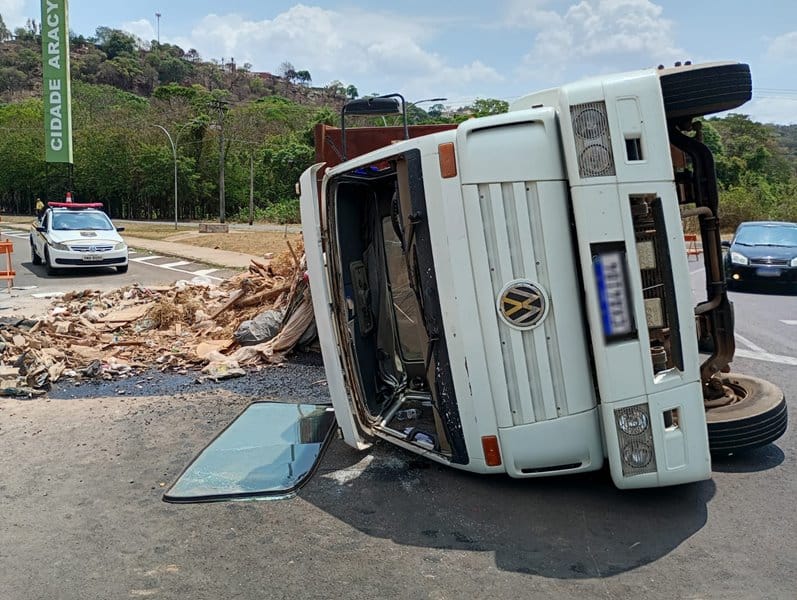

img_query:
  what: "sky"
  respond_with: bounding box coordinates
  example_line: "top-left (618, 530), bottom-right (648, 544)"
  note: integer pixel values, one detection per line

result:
top-left (2, 0), bottom-right (796, 123)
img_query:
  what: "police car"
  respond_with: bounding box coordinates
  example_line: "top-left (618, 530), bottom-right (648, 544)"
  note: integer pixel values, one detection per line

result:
top-left (30, 202), bottom-right (129, 275)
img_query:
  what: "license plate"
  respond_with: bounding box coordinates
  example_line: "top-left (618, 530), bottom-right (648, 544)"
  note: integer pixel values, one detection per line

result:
top-left (593, 247), bottom-right (635, 340)
top-left (82, 254), bottom-right (103, 262)
top-left (756, 267), bottom-right (782, 277)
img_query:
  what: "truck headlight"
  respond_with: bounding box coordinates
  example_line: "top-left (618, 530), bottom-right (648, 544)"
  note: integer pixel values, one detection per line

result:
top-left (615, 403), bottom-right (657, 476)
top-left (114, 242), bottom-right (127, 251)
top-left (50, 242), bottom-right (70, 251)
top-left (622, 441), bottom-right (654, 468)
top-left (617, 407), bottom-right (649, 435)
top-left (730, 251), bottom-right (749, 265)
top-left (790, 257), bottom-right (797, 267)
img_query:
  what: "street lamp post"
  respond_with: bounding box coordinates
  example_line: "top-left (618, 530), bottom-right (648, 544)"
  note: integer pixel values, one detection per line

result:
top-left (153, 125), bottom-right (178, 229)
top-left (406, 97), bottom-right (447, 124)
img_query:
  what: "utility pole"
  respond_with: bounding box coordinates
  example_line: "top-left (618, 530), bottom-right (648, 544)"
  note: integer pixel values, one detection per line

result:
top-left (155, 13), bottom-right (161, 47)
top-left (209, 99), bottom-right (230, 223)
top-left (249, 152), bottom-right (254, 226)
top-left (152, 125), bottom-right (178, 229)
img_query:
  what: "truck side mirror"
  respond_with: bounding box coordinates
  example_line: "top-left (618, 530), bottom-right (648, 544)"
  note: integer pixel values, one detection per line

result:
top-left (116, 227), bottom-right (125, 232)
top-left (36, 226), bottom-right (46, 233)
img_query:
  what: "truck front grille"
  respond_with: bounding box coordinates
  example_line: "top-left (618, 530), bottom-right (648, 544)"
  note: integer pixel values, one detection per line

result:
top-left (630, 195), bottom-right (684, 372)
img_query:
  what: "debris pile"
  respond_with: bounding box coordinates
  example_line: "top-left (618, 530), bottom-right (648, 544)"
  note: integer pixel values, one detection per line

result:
top-left (0, 243), bottom-right (316, 398)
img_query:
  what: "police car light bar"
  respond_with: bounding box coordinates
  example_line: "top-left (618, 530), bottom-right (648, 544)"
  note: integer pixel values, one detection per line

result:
top-left (47, 202), bottom-right (104, 209)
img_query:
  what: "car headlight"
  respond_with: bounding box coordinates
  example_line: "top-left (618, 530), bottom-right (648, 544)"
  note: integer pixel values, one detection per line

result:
top-left (730, 251), bottom-right (749, 266)
top-left (114, 242), bottom-right (127, 251)
top-left (50, 242), bottom-right (70, 251)
top-left (791, 257), bottom-right (797, 268)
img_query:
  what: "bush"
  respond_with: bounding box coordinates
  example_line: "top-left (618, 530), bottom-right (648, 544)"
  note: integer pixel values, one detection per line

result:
top-left (231, 198), bottom-right (300, 224)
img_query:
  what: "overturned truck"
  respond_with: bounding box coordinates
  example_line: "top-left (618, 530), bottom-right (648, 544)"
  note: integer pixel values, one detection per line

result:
top-left (300, 62), bottom-right (787, 490)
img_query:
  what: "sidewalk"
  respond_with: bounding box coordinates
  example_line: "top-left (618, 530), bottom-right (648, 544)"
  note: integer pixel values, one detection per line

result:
top-left (0, 223), bottom-right (260, 270)
top-left (123, 236), bottom-right (259, 269)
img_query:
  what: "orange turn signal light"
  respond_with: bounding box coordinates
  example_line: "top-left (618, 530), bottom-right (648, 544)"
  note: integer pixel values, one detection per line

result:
top-left (438, 142), bottom-right (457, 179)
top-left (481, 435), bottom-right (502, 467)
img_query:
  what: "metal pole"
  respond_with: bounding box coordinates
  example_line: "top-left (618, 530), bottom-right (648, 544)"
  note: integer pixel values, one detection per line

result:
top-left (249, 152), bottom-right (254, 226)
top-left (153, 125), bottom-right (178, 229)
top-left (155, 13), bottom-right (161, 47)
top-left (219, 109), bottom-right (225, 223)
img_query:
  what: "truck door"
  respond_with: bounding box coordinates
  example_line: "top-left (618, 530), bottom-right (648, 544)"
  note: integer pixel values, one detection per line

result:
top-left (299, 163), bottom-right (371, 450)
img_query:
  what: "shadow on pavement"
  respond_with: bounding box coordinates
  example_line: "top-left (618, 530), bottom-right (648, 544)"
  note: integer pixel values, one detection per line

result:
top-left (710, 443), bottom-right (786, 473)
top-left (303, 439), bottom-right (715, 579)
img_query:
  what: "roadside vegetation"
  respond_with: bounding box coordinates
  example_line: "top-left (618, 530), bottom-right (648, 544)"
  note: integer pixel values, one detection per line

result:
top-left (0, 16), bottom-right (795, 229)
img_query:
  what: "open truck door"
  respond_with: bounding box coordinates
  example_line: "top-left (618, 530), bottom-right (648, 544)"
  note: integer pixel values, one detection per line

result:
top-left (299, 163), bottom-right (371, 451)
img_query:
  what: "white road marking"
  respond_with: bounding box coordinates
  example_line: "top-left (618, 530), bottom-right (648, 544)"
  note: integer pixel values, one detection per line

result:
top-left (734, 333), bottom-right (767, 354)
top-left (193, 268), bottom-right (218, 276)
top-left (159, 260), bottom-right (191, 268)
top-left (780, 320), bottom-right (797, 326)
top-left (735, 348), bottom-right (797, 367)
top-left (1, 231), bottom-right (29, 240)
top-left (130, 255), bottom-right (164, 263)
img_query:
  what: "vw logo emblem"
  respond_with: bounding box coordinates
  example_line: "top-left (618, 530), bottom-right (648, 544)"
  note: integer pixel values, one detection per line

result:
top-left (89, 245), bottom-right (97, 252)
top-left (497, 280), bottom-right (549, 330)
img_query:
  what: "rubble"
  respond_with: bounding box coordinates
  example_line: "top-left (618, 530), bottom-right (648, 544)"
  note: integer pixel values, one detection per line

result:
top-left (0, 243), bottom-right (316, 397)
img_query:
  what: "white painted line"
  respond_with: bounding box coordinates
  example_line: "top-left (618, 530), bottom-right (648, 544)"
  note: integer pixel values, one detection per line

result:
top-left (735, 348), bottom-right (797, 367)
top-left (131, 255), bottom-right (164, 263)
top-left (162, 266), bottom-right (223, 281)
top-left (734, 333), bottom-right (767, 354)
top-left (780, 320), bottom-right (797, 326)
top-left (159, 260), bottom-right (191, 268)
top-left (192, 268), bottom-right (218, 276)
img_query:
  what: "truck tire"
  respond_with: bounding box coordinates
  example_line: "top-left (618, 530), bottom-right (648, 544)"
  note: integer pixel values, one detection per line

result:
top-left (117, 265), bottom-right (129, 274)
top-left (31, 243), bottom-right (42, 265)
top-left (706, 373), bottom-right (787, 455)
top-left (660, 63), bottom-right (752, 120)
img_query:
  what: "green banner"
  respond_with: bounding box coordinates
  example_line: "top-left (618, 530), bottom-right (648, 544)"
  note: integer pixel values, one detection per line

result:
top-left (41, 0), bottom-right (73, 163)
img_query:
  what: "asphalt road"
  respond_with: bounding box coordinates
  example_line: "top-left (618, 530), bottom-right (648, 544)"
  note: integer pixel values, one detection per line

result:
top-left (0, 228), bottom-right (236, 315)
top-left (0, 255), bottom-right (794, 599)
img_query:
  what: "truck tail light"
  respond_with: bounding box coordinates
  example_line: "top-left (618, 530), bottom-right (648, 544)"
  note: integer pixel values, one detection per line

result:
top-left (481, 435), bottom-right (502, 467)
top-left (571, 101), bottom-right (616, 178)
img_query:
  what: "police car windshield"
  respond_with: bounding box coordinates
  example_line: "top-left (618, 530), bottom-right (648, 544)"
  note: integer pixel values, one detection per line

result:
top-left (52, 211), bottom-right (113, 231)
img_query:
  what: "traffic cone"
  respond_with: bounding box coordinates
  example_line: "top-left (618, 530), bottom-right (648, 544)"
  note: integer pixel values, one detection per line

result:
top-left (65, 191), bottom-right (73, 203)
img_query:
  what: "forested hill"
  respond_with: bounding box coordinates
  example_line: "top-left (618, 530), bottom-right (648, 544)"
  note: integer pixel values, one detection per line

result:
top-left (0, 22), bottom-right (347, 105)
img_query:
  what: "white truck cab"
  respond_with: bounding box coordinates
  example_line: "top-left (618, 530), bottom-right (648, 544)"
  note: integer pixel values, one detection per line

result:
top-left (298, 62), bottom-right (787, 490)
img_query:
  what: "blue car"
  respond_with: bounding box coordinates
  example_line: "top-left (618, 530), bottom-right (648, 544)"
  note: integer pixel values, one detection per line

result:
top-left (723, 221), bottom-right (797, 290)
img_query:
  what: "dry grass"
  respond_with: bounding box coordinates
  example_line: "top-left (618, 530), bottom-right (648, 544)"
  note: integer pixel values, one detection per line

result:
top-left (181, 231), bottom-right (302, 257)
top-left (119, 224), bottom-right (198, 240)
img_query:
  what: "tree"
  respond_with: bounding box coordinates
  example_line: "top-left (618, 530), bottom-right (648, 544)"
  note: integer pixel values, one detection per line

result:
top-left (0, 13), bottom-right (11, 42)
top-left (295, 70), bottom-right (312, 86)
top-left (279, 61), bottom-right (297, 82)
top-left (467, 98), bottom-right (509, 117)
top-left (94, 27), bottom-right (136, 59)
top-left (346, 84), bottom-right (358, 99)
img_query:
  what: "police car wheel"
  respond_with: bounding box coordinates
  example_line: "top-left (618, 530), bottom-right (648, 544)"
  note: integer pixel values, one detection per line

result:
top-left (31, 243), bottom-right (42, 265)
top-left (44, 248), bottom-right (57, 276)
top-left (705, 373), bottom-right (787, 455)
top-left (117, 265), bottom-right (129, 274)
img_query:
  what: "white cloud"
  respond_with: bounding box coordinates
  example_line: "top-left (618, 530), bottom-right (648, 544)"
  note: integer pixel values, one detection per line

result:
top-left (744, 97), bottom-right (797, 125)
top-left (174, 5), bottom-right (501, 98)
top-left (0, 0), bottom-right (28, 29)
top-left (121, 19), bottom-right (155, 44)
top-left (518, 0), bottom-right (683, 75)
top-left (765, 31), bottom-right (797, 63)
